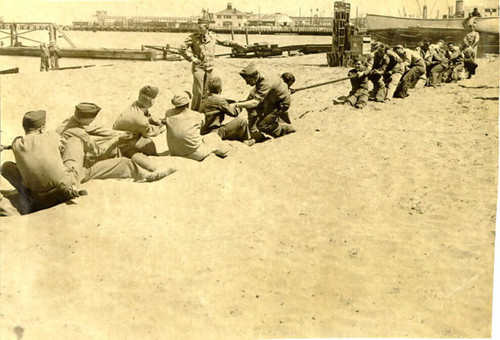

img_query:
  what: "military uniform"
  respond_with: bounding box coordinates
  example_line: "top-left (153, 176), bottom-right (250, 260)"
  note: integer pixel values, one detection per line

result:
top-left (427, 43), bottom-right (449, 87)
top-left (463, 46), bottom-right (478, 78)
top-left (384, 49), bottom-right (404, 100)
top-left (443, 46), bottom-right (464, 82)
top-left (200, 94), bottom-right (251, 142)
top-left (165, 92), bottom-right (230, 161)
top-left (57, 103), bottom-right (158, 182)
top-left (239, 65), bottom-right (295, 140)
top-left (39, 44), bottom-right (50, 72)
top-left (463, 30), bottom-right (480, 59)
top-left (57, 115), bottom-right (120, 167)
top-left (394, 47), bottom-right (426, 98)
top-left (1, 111), bottom-right (82, 214)
top-left (345, 68), bottom-right (370, 109)
top-left (113, 101), bottom-right (163, 158)
top-left (369, 50), bottom-right (390, 102)
top-left (179, 30), bottom-right (240, 111)
top-left (48, 43), bottom-right (60, 70)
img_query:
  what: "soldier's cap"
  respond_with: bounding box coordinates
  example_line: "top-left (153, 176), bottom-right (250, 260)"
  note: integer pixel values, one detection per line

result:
top-left (22, 110), bottom-right (46, 131)
top-left (239, 63), bottom-right (258, 78)
top-left (198, 18), bottom-right (210, 25)
top-left (75, 102), bottom-right (101, 119)
top-left (437, 39), bottom-right (445, 44)
top-left (373, 42), bottom-right (384, 49)
top-left (394, 44), bottom-right (404, 50)
top-left (140, 85), bottom-right (159, 99)
top-left (171, 91), bottom-right (192, 107)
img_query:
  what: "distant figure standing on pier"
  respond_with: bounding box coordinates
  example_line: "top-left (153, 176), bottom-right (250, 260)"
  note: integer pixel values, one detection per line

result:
top-left (48, 42), bottom-right (60, 70)
top-left (179, 18), bottom-right (245, 112)
top-left (39, 43), bottom-right (50, 72)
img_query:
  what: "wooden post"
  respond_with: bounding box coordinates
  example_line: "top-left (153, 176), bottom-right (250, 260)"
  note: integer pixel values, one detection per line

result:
top-left (245, 27), bottom-right (249, 45)
top-left (231, 28), bottom-right (234, 40)
top-left (11, 24), bottom-right (19, 46)
top-left (49, 24), bottom-right (54, 43)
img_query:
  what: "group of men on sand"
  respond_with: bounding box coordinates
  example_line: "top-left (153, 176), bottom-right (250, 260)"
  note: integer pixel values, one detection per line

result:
top-left (1, 18), bottom-right (297, 216)
top-left (2, 17), bottom-right (482, 216)
top-left (344, 25), bottom-right (480, 109)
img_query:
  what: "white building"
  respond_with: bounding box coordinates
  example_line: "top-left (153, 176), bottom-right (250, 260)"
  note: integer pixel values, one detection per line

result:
top-left (247, 13), bottom-right (295, 27)
top-left (213, 3), bottom-right (249, 27)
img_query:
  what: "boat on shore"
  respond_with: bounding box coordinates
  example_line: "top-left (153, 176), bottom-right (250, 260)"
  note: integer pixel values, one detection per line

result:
top-left (366, 14), bottom-right (499, 56)
top-left (366, 14), bottom-right (499, 34)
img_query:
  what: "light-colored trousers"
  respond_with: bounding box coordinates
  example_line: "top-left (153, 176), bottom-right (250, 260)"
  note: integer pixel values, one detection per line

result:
top-left (191, 65), bottom-right (213, 112)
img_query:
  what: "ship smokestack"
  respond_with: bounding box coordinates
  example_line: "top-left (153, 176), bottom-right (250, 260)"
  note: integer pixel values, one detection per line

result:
top-left (423, 5), bottom-right (427, 18)
top-left (455, 0), bottom-right (464, 18)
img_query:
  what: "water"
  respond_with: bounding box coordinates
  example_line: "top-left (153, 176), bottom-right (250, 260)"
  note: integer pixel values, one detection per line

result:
top-left (0, 30), bottom-right (332, 73)
top-left (4, 30), bottom-right (332, 49)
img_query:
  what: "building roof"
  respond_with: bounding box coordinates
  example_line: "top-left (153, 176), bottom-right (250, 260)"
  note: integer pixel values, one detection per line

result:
top-left (215, 8), bottom-right (248, 16)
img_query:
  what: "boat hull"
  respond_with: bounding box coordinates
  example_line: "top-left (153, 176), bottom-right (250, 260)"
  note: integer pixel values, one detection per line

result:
top-left (366, 14), bottom-right (499, 35)
top-left (366, 14), bottom-right (499, 56)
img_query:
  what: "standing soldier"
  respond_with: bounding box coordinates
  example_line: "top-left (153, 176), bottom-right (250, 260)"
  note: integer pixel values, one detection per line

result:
top-left (393, 45), bottom-right (426, 98)
top-left (48, 41), bottom-right (60, 70)
top-left (179, 18), bottom-right (245, 112)
top-left (368, 42), bottom-right (389, 102)
top-left (234, 63), bottom-right (295, 141)
top-left (463, 24), bottom-right (480, 60)
top-left (113, 86), bottom-right (165, 171)
top-left (343, 59), bottom-right (370, 109)
top-left (39, 43), bottom-right (50, 72)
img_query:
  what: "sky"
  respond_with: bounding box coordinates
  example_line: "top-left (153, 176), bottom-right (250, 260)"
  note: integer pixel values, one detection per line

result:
top-left (0, 0), bottom-right (481, 25)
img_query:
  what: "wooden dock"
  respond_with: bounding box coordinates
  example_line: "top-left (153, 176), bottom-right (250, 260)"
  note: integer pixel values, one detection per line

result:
top-left (0, 46), bottom-right (183, 61)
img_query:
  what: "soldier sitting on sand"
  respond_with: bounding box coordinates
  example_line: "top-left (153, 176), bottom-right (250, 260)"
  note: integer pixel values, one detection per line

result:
top-left (165, 91), bottom-right (231, 161)
top-left (461, 43), bottom-right (478, 79)
top-left (200, 76), bottom-right (255, 145)
top-left (442, 42), bottom-right (465, 83)
top-left (57, 102), bottom-right (175, 183)
top-left (344, 59), bottom-right (370, 109)
top-left (393, 45), bottom-right (426, 98)
top-left (383, 46), bottom-right (405, 101)
top-left (234, 63), bottom-right (296, 142)
top-left (368, 42), bottom-right (389, 102)
top-left (1, 110), bottom-right (86, 214)
top-left (113, 86), bottom-right (165, 171)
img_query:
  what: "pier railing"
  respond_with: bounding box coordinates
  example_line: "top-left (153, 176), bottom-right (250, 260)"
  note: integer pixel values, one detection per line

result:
top-left (67, 25), bottom-right (334, 36)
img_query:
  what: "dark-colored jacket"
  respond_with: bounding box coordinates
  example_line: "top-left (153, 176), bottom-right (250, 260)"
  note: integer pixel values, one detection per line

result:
top-left (200, 94), bottom-right (239, 135)
top-left (348, 69), bottom-right (370, 94)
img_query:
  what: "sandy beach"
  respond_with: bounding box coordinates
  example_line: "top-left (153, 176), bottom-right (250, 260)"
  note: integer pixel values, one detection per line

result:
top-left (0, 53), bottom-right (498, 339)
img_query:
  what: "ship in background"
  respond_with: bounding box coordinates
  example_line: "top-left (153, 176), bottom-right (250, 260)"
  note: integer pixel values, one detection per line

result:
top-left (366, 0), bottom-right (499, 56)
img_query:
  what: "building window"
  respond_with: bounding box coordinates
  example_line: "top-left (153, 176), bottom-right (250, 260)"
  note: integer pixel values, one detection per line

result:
top-left (237, 15), bottom-right (243, 19)
top-left (217, 15), bottom-right (222, 19)
top-left (224, 15), bottom-right (231, 19)
top-left (223, 21), bottom-right (232, 26)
